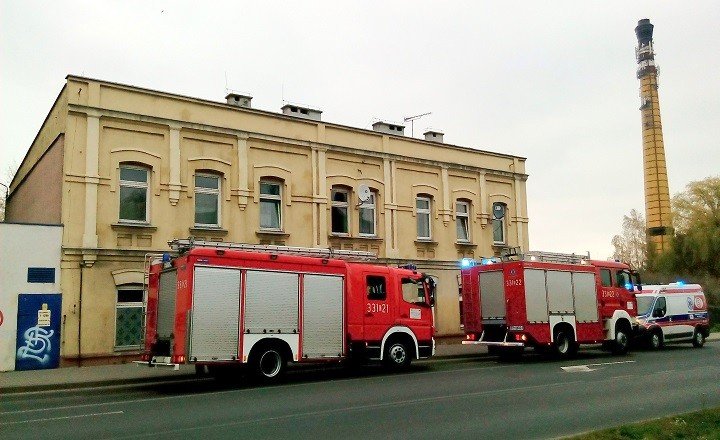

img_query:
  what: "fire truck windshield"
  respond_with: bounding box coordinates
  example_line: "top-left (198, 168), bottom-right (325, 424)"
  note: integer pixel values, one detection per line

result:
top-left (636, 296), bottom-right (654, 316)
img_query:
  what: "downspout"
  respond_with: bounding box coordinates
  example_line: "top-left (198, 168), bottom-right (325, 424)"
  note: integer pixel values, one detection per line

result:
top-left (78, 262), bottom-right (84, 367)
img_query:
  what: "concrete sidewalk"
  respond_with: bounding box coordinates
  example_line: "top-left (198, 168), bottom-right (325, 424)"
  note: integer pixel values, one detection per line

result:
top-left (2, 335), bottom-right (716, 394)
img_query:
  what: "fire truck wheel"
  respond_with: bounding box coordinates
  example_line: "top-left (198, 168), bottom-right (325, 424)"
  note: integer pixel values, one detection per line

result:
top-left (648, 330), bottom-right (663, 350)
top-left (611, 326), bottom-right (630, 355)
top-left (250, 344), bottom-right (287, 380)
top-left (553, 331), bottom-right (577, 358)
top-left (384, 340), bottom-right (412, 369)
top-left (692, 329), bottom-right (705, 348)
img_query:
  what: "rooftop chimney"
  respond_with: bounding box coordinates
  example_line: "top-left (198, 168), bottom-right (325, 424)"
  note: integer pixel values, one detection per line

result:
top-left (225, 93), bottom-right (252, 108)
top-left (423, 130), bottom-right (444, 143)
top-left (281, 104), bottom-right (322, 121)
top-left (372, 121), bottom-right (405, 136)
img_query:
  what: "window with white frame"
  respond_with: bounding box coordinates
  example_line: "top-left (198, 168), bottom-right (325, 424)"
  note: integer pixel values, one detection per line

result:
top-left (259, 180), bottom-right (282, 230)
top-left (194, 174), bottom-right (220, 227)
top-left (492, 202), bottom-right (506, 244)
top-left (359, 192), bottom-right (376, 236)
top-left (416, 196), bottom-right (432, 239)
top-left (331, 187), bottom-right (350, 234)
top-left (119, 165), bottom-right (149, 223)
top-left (115, 285), bottom-right (144, 349)
top-left (456, 200), bottom-right (470, 242)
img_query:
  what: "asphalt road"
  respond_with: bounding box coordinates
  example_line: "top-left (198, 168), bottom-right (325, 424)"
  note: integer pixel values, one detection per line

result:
top-left (2, 343), bottom-right (719, 439)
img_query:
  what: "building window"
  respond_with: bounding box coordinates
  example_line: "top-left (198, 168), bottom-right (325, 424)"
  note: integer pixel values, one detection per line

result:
top-left (194, 174), bottom-right (220, 227)
top-left (416, 196), bottom-right (432, 240)
top-left (259, 181), bottom-right (282, 230)
top-left (331, 187), bottom-right (350, 234)
top-left (492, 202), bottom-right (506, 244)
top-left (456, 201), bottom-right (470, 242)
top-left (119, 166), bottom-right (149, 223)
top-left (115, 285), bottom-right (144, 349)
top-left (359, 192), bottom-right (376, 236)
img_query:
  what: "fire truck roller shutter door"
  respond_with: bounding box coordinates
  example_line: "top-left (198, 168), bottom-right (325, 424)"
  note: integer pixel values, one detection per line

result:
top-left (547, 271), bottom-right (574, 314)
top-left (190, 267), bottom-right (241, 361)
top-left (245, 271), bottom-right (299, 334)
top-left (302, 275), bottom-right (344, 358)
top-left (157, 270), bottom-right (177, 340)
top-left (573, 272), bottom-right (599, 322)
top-left (524, 269), bottom-right (549, 322)
top-left (480, 271), bottom-right (505, 320)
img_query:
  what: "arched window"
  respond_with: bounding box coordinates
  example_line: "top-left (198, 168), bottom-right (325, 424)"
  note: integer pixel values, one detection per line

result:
top-left (119, 164), bottom-right (150, 223)
top-left (259, 179), bottom-right (282, 230)
top-left (416, 195), bottom-right (432, 240)
top-left (331, 186), bottom-right (351, 235)
top-left (194, 173), bottom-right (221, 227)
top-left (492, 202), bottom-right (507, 244)
top-left (359, 190), bottom-right (377, 236)
top-left (456, 200), bottom-right (471, 242)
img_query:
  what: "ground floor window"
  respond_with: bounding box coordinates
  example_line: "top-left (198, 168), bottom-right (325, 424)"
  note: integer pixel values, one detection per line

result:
top-left (115, 285), bottom-right (145, 349)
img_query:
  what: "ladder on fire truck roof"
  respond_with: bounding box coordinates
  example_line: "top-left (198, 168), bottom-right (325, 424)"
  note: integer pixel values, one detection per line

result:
top-left (168, 238), bottom-right (378, 262)
top-left (522, 250), bottom-right (591, 265)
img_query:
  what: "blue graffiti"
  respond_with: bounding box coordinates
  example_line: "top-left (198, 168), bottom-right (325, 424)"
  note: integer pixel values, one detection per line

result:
top-left (17, 326), bottom-right (55, 364)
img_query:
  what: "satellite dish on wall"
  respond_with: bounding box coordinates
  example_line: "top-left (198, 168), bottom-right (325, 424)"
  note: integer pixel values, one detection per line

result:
top-left (358, 184), bottom-right (371, 203)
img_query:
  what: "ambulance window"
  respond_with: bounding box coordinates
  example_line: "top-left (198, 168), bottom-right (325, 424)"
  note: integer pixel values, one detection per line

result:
top-left (367, 276), bottom-right (386, 301)
top-left (402, 278), bottom-right (424, 304)
top-left (653, 297), bottom-right (666, 317)
top-left (600, 269), bottom-right (612, 287)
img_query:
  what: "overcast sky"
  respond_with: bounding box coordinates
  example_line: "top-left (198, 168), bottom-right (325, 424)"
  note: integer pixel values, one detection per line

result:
top-left (2, 1), bottom-right (719, 259)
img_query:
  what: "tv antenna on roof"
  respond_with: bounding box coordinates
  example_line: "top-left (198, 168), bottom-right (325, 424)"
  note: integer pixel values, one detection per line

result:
top-left (403, 112), bottom-right (431, 137)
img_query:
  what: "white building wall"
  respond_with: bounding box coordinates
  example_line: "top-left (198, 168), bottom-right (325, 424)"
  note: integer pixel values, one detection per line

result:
top-left (0, 223), bottom-right (63, 371)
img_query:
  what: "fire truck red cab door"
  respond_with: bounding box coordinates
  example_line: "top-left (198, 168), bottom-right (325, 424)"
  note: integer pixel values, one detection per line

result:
top-left (363, 271), bottom-right (395, 341)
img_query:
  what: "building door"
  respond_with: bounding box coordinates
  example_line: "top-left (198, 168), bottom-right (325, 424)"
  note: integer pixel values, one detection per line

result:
top-left (15, 294), bottom-right (62, 371)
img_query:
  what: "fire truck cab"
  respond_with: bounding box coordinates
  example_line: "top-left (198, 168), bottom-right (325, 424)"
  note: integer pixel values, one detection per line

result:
top-left (461, 250), bottom-right (640, 358)
top-left (138, 240), bottom-right (436, 380)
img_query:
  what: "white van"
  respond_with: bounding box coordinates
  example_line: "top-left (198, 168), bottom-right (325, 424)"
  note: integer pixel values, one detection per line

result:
top-left (634, 283), bottom-right (710, 349)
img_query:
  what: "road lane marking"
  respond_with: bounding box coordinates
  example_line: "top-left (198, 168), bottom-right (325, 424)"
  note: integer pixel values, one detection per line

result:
top-left (113, 380), bottom-right (586, 438)
top-left (1, 410), bottom-right (124, 425)
top-left (561, 360), bottom-right (635, 372)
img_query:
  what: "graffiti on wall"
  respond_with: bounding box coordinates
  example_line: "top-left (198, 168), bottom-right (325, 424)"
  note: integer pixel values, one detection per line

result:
top-left (17, 304), bottom-right (55, 364)
top-left (16, 296), bottom-right (61, 370)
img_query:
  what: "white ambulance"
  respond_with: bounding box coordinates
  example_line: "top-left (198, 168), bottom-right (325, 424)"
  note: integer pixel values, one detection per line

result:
top-left (634, 283), bottom-right (710, 349)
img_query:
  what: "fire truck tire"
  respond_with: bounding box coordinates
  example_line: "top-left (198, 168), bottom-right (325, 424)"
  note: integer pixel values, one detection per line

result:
top-left (250, 343), bottom-right (287, 381)
top-left (692, 328), bottom-right (705, 348)
top-left (553, 331), bottom-right (577, 358)
top-left (648, 329), bottom-right (664, 350)
top-left (611, 325), bottom-right (630, 355)
top-left (383, 339), bottom-right (412, 369)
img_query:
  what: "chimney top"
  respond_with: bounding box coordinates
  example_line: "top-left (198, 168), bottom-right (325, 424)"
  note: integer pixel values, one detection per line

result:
top-left (225, 93), bottom-right (252, 108)
top-left (372, 121), bottom-right (405, 136)
top-left (281, 104), bottom-right (322, 121)
top-left (635, 19), bottom-right (654, 46)
top-left (423, 130), bottom-right (444, 143)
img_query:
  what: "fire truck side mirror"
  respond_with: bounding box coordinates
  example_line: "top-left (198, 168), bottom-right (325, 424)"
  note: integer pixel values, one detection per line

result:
top-left (426, 277), bottom-right (436, 307)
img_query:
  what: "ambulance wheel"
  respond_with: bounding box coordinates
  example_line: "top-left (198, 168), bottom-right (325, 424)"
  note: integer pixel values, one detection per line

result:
top-left (554, 331), bottom-right (577, 358)
top-left (611, 326), bottom-right (630, 355)
top-left (648, 329), bottom-right (663, 350)
top-left (250, 344), bottom-right (287, 381)
top-left (384, 340), bottom-right (411, 370)
top-left (692, 329), bottom-right (705, 348)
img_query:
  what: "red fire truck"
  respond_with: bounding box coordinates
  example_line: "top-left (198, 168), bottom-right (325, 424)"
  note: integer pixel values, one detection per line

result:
top-left (137, 239), bottom-right (436, 380)
top-left (461, 250), bottom-right (640, 358)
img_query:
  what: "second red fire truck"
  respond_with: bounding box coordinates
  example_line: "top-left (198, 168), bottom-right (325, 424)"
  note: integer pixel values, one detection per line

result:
top-left (138, 239), bottom-right (436, 380)
top-left (461, 250), bottom-right (641, 358)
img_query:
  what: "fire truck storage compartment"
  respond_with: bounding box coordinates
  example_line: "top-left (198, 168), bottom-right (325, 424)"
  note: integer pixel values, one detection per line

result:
top-left (546, 271), bottom-right (574, 314)
top-left (480, 271), bottom-right (505, 320)
top-left (302, 274), bottom-right (344, 358)
top-left (189, 266), bottom-right (241, 361)
top-left (157, 269), bottom-right (178, 340)
top-left (524, 269), bottom-right (549, 322)
top-left (572, 272), bottom-right (599, 322)
top-left (244, 270), bottom-right (299, 334)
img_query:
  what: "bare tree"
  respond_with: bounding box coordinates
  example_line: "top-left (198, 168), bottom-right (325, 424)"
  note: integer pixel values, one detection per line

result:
top-left (611, 209), bottom-right (647, 269)
top-left (0, 162), bottom-right (19, 221)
